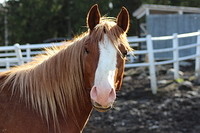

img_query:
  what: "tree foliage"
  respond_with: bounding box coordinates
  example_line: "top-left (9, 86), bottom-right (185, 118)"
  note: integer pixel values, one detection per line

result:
top-left (0, 4), bottom-right (5, 46)
top-left (0, 0), bottom-right (200, 45)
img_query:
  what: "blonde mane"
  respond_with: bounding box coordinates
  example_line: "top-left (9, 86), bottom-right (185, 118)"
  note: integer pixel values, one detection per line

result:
top-left (1, 37), bottom-right (88, 130)
top-left (0, 17), bottom-right (132, 131)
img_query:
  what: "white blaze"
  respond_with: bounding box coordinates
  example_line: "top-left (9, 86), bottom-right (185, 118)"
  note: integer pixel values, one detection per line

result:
top-left (94, 34), bottom-right (117, 90)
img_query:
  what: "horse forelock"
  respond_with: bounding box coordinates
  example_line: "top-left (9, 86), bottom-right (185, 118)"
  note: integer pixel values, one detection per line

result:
top-left (91, 17), bottom-right (132, 55)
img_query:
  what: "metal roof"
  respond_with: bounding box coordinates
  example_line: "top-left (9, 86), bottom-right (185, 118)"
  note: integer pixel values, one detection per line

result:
top-left (133, 4), bottom-right (200, 19)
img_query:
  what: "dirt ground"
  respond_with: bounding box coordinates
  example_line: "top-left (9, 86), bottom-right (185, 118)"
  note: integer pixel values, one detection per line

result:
top-left (84, 65), bottom-right (200, 133)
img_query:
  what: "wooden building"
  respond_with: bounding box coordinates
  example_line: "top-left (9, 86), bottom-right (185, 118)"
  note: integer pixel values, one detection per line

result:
top-left (133, 4), bottom-right (200, 59)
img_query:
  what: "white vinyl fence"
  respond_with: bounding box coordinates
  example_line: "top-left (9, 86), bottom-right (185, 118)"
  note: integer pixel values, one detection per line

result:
top-left (126, 31), bottom-right (200, 94)
top-left (0, 42), bottom-right (61, 71)
top-left (0, 31), bottom-right (200, 94)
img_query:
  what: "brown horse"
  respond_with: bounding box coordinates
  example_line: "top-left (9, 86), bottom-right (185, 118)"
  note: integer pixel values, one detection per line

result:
top-left (0, 4), bottom-right (132, 133)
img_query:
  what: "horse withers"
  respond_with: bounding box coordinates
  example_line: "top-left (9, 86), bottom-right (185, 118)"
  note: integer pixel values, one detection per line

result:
top-left (0, 4), bottom-right (132, 133)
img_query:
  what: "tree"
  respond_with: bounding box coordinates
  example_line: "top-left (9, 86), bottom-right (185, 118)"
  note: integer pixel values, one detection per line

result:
top-left (0, 4), bottom-right (5, 46)
top-left (2, 0), bottom-right (200, 45)
top-left (6, 0), bottom-right (66, 44)
top-left (4, 0), bottom-right (143, 44)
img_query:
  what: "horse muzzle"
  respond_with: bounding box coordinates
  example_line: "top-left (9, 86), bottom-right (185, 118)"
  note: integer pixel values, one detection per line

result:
top-left (90, 86), bottom-right (116, 109)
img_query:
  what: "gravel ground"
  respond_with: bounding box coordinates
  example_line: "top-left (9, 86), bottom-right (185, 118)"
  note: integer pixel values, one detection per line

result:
top-left (84, 65), bottom-right (200, 133)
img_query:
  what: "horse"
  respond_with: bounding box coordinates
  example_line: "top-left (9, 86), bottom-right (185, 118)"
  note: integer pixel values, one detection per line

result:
top-left (0, 4), bottom-right (132, 133)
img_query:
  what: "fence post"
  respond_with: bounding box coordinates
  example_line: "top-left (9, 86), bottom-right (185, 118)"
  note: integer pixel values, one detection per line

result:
top-left (6, 58), bottom-right (10, 69)
top-left (172, 33), bottom-right (179, 79)
top-left (14, 43), bottom-right (24, 65)
top-left (146, 35), bottom-right (157, 94)
top-left (195, 30), bottom-right (200, 77)
top-left (129, 54), bottom-right (134, 63)
top-left (26, 43), bottom-right (31, 62)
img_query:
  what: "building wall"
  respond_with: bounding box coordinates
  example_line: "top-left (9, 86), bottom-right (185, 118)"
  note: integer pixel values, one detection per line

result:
top-left (147, 14), bottom-right (200, 59)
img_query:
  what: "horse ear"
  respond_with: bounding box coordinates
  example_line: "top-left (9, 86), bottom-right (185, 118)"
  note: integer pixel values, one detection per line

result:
top-left (87, 4), bottom-right (101, 31)
top-left (117, 7), bottom-right (130, 32)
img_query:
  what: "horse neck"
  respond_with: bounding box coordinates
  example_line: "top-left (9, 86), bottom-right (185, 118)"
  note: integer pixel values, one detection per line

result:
top-left (0, 40), bottom-right (93, 131)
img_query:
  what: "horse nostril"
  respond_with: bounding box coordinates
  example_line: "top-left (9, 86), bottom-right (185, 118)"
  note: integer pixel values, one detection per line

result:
top-left (109, 89), bottom-right (116, 100)
top-left (90, 86), bottom-right (97, 101)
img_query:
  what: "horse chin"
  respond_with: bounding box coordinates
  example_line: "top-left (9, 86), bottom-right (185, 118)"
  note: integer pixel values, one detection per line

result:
top-left (91, 101), bottom-right (113, 112)
top-left (93, 105), bottom-right (112, 112)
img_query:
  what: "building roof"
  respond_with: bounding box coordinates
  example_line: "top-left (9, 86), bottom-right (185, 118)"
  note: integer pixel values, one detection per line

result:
top-left (133, 4), bottom-right (200, 19)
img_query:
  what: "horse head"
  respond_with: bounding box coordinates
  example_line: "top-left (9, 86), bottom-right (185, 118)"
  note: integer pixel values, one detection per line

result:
top-left (83, 4), bottom-right (132, 112)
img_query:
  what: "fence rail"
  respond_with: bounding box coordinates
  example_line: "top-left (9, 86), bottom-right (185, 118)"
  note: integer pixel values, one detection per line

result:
top-left (126, 30), bottom-right (200, 94)
top-left (0, 31), bottom-right (200, 94)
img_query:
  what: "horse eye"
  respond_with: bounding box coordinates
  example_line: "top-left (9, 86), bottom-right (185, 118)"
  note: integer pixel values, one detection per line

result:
top-left (84, 48), bottom-right (89, 54)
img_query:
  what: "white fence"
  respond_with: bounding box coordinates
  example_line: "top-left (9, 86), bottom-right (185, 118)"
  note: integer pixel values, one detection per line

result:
top-left (0, 42), bottom-right (61, 71)
top-left (0, 31), bottom-right (200, 94)
top-left (126, 31), bottom-right (200, 94)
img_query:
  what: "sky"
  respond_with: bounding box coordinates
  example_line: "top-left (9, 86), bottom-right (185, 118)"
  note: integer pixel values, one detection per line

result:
top-left (0, 0), bottom-right (6, 4)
